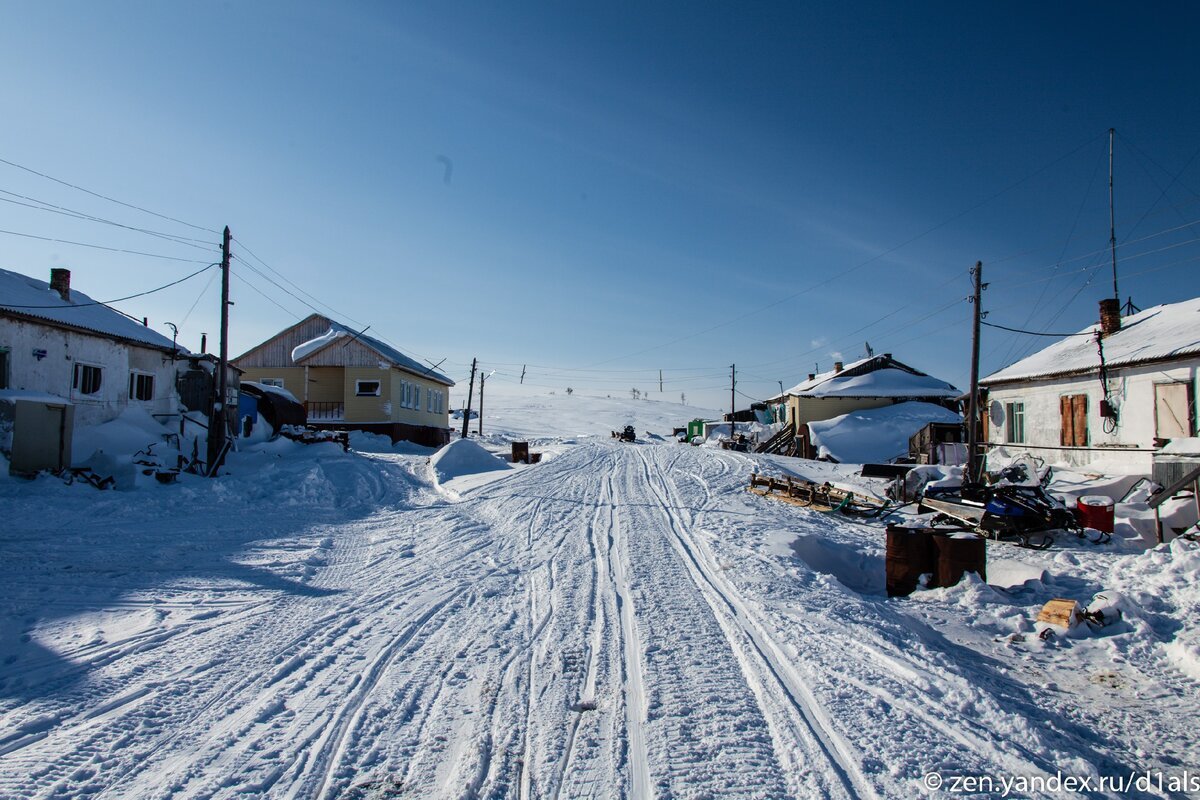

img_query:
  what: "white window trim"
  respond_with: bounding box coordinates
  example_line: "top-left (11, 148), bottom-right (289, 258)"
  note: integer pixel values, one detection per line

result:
top-left (260, 377), bottom-right (285, 388)
top-left (129, 370), bottom-right (155, 402)
top-left (355, 379), bottom-right (382, 397)
top-left (72, 361), bottom-right (104, 397)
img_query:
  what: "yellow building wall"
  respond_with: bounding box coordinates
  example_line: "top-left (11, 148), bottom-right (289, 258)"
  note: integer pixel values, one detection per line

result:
top-left (305, 367), bottom-right (344, 403)
top-left (239, 367), bottom-right (307, 398)
top-left (388, 369), bottom-right (450, 427)
top-left (789, 396), bottom-right (895, 429)
top-left (343, 367), bottom-right (394, 423)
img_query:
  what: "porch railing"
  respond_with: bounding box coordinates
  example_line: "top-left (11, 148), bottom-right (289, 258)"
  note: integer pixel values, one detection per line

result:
top-left (306, 401), bottom-right (345, 421)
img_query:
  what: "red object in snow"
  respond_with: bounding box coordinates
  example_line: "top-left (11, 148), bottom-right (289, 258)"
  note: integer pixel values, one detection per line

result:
top-left (1077, 495), bottom-right (1115, 533)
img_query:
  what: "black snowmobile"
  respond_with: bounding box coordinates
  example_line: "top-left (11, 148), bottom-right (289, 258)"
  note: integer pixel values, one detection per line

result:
top-left (918, 481), bottom-right (1092, 549)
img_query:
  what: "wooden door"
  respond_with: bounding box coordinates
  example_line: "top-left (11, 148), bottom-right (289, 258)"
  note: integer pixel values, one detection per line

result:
top-left (1155, 382), bottom-right (1194, 438)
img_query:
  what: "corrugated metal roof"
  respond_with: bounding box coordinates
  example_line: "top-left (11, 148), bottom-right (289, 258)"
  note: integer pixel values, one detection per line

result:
top-left (981, 297), bottom-right (1200, 385)
top-left (0, 268), bottom-right (181, 352)
top-left (292, 321), bottom-right (454, 386)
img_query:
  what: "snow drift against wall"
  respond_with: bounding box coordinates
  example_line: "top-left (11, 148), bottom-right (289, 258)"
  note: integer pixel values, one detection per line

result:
top-left (808, 401), bottom-right (961, 463)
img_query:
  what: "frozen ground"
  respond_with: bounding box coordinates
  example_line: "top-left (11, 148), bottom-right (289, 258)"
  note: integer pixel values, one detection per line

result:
top-left (0, 388), bottom-right (1197, 799)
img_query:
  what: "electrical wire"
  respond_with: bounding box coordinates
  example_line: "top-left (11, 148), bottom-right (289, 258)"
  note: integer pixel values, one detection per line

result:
top-left (0, 155), bottom-right (219, 234)
top-left (1, 263), bottom-right (218, 309)
top-left (0, 189), bottom-right (218, 251)
top-left (0, 227), bottom-right (214, 264)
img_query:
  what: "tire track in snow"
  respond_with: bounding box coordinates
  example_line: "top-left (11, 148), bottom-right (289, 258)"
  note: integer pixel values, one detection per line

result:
top-left (633, 446), bottom-right (873, 800)
top-left (603, 467), bottom-right (653, 800)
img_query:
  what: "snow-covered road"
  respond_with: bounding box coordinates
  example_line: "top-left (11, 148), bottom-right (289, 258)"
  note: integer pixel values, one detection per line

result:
top-left (1, 440), bottom-right (1193, 798)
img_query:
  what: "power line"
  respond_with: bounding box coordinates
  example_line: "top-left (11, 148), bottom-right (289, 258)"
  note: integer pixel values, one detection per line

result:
top-left (1, 263), bottom-right (218, 309)
top-left (0, 189), bottom-right (218, 251)
top-left (982, 320), bottom-right (1096, 337)
top-left (581, 130), bottom-right (1108, 368)
top-left (0, 227), bottom-right (214, 264)
top-left (0, 155), bottom-right (219, 235)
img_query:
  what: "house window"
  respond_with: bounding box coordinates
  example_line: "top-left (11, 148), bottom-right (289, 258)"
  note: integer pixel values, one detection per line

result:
top-left (73, 363), bottom-right (102, 395)
top-left (260, 378), bottom-right (285, 388)
top-left (355, 380), bottom-right (381, 397)
top-left (129, 372), bottom-right (155, 402)
top-left (0, 347), bottom-right (8, 390)
top-left (1005, 402), bottom-right (1025, 444)
top-left (412, 383), bottom-right (421, 411)
top-left (1060, 394), bottom-right (1088, 447)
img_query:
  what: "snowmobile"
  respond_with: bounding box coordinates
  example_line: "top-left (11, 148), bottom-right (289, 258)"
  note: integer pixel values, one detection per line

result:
top-left (613, 425), bottom-right (637, 442)
top-left (917, 482), bottom-right (1087, 549)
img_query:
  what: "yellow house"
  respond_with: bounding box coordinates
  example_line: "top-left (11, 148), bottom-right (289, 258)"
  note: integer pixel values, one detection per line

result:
top-left (232, 314), bottom-right (454, 447)
top-left (776, 354), bottom-right (960, 433)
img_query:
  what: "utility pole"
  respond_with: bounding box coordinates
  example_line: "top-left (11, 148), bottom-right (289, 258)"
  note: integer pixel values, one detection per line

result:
top-left (207, 226), bottom-right (232, 477)
top-left (461, 357), bottom-right (477, 439)
top-left (730, 364), bottom-right (736, 440)
top-left (1108, 128), bottom-right (1119, 302)
top-left (477, 371), bottom-right (487, 436)
top-left (520, 365), bottom-right (526, 385)
top-left (659, 369), bottom-right (663, 393)
top-left (967, 261), bottom-right (985, 483)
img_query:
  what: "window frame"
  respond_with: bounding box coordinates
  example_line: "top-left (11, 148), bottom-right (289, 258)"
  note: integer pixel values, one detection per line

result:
top-left (73, 362), bottom-right (103, 396)
top-left (128, 370), bottom-right (155, 402)
top-left (355, 379), bottom-right (382, 397)
top-left (1005, 401), bottom-right (1025, 444)
top-left (260, 377), bottom-right (285, 388)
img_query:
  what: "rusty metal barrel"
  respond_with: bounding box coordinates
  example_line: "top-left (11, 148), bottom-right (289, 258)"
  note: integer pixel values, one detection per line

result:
top-left (932, 532), bottom-right (987, 588)
top-left (885, 524), bottom-right (937, 597)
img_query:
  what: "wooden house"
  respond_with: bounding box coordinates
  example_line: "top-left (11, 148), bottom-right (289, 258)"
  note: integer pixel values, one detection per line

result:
top-left (232, 314), bottom-right (454, 447)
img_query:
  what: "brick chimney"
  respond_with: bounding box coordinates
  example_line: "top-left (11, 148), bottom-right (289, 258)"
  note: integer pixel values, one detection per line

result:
top-left (834, 361), bottom-right (843, 373)
top-left (50, 268), bottom-right (71, 302)
top-left (1099, 298), bottom-right (1122, 336)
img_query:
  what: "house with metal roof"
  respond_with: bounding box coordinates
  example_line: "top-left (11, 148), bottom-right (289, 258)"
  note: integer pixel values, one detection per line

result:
top-left (232, 314), bottom-right (455, 447)
top-left (980, 297), bottom-right (1200, 473)
top-left (0, 267), bottom-right (184, 427)
top-left (758, 353), bottom-right (960, 458)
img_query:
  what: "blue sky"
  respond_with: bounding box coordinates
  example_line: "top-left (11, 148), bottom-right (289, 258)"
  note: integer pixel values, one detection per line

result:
top-left (2, 2), bottom-right (1198, 410)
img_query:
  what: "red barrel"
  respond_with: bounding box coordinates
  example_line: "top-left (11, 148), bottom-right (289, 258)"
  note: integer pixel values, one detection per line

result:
top-left (1077, 495), bottom-right (1115, 533)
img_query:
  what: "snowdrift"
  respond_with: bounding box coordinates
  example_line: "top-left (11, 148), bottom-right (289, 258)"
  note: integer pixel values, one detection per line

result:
top-left (808, 401), bottom-right (961, 463)
top-left (430, 439), bottom-right (511, 484)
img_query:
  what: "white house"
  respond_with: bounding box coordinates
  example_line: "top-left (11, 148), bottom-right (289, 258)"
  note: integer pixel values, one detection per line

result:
top-left (0, 268), bottom-right (183, 427)
top-left (980, 298), bottom-right (1199, 474)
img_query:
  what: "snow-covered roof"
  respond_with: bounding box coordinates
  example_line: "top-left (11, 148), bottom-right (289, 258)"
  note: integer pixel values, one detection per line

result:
top-left (783, 355), bottom-right (959, 399)
top-left (290, 321), bottom-right (454, 386)
top-left (982, 297), bottom-right (1200, 385)
top-left (0, 268), bottom-right (182, 352)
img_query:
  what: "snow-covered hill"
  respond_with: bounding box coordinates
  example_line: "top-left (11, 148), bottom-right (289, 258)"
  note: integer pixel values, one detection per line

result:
top-left (452, 382), bottom-right (723, 442)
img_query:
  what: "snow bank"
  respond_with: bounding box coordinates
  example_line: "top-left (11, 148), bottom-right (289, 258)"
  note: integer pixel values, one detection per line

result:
top-left (430, 439), bottom-right (511, 484)
top-left (808, 401), bottom-right (961, 463)
top-left (71, 407), bottom-right (173, 466)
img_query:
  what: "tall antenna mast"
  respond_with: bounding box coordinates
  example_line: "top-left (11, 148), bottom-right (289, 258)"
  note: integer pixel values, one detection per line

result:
top-left (1108, 127), bottom-right (1119, 302)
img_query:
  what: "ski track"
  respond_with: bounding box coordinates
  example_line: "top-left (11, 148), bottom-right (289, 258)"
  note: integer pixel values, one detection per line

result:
top-left (0, 441), bottom-right (1141, 799)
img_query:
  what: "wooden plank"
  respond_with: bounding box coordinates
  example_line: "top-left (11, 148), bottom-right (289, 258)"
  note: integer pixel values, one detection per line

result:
top-left (1072, 394), bottom-right (1088, 447)
top-left (1037, 598), bottom-right (1080, 628)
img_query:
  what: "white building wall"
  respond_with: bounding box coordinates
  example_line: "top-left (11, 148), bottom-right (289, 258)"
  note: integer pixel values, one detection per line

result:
top-left (984, 358), bottom-right (1199, 475)
top-left (0, 317), bottom-right (180, 427)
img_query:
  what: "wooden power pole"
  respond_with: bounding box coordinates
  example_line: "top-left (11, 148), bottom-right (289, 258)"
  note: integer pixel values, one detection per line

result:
top-left (207, 226), bottom-right (232, 477)
top-left (477, 371), bottom-right (487, 436)
top-left (730, 363), bottom-right (736, 440)
top-left (967, 261), bottom-right (985, 483)
top-left (461, 357), bottom-right (477, 439)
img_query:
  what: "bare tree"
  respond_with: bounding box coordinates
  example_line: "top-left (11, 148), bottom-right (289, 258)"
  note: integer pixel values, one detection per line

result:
top-left (631, 388), bottom-right (641, 400)
top-left (680, 393), bottom-right (686, 405)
